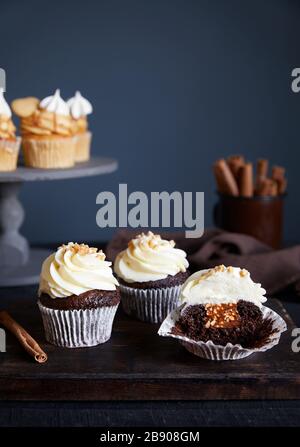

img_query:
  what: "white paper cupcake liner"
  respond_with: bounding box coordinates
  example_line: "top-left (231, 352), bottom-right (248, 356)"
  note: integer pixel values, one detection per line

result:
top-left (158, 304), bottom-right (287, 360)
top-left (74, 131), bottom-right (92, 162)
top-left (119, 283), bottom-right (182, 323)
top-left (0, 136), bottom-right (21, 153)
top-left (0, 137), bottom-right (21, 171)
top-left (38, 301), bottom-right (119, 348)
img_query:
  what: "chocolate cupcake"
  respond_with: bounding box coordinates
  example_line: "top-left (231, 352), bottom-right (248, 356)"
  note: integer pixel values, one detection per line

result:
top-left (38, 243), bottom-right (120, 348)
top-left (114, 232), bottom-right (189, 323)
top-left (159, 265), bottom-right (287, 360)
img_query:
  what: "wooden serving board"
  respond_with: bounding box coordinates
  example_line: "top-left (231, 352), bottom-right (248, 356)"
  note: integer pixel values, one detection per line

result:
top-left (0, 291), bottom-right (299, 401)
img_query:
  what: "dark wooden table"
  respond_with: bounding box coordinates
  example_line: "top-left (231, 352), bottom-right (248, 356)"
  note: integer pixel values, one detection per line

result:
top-left (1, 284), bottom-right (300, 426)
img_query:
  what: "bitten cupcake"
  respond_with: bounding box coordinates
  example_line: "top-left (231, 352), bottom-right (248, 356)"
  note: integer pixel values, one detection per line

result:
top-left (159, 265), bottom-right (287, 360)
top-left (67, 91), bottom-right (92, 162)
top-left (12, 89), bottom-right (75, 168)
top-left (114, 231), bottom-right (189, 323)
top-left (0, 88), bottom-right (21, 171)
top-left (38, 243), bottom-right (120, 348)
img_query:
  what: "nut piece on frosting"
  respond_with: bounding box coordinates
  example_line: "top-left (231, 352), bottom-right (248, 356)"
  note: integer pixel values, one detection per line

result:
top-left (128, 231), bottom-right (176, 251)
top-left (59, 242), bottom-right (105, 259)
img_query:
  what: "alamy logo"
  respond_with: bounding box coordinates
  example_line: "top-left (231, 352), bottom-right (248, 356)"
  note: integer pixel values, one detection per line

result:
top-left (0, 328), bottom-right (6, 352)
top-left (291, 68), bottom-right (300, 93)
top-left (291, 328), bottom-right (300, 353)
top-left (0, 68), bottom-right (6, 91)
top-left (96, 184), bottom-right (204, 238)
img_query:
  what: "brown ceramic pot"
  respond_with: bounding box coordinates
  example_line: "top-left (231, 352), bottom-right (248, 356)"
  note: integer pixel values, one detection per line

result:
top-left (214, 193), bottom-right (285, 249)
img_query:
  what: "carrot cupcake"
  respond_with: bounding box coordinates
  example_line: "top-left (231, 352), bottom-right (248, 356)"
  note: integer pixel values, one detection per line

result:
top-left (67, 91), bottom-right (92, 162)
top-left (12, 89), bottom-right (75, 168)
top-left (38, 243), bottom-right (120, 348)
top-left (114, 231), bottom-right (189, 323)
top-left (159, 265), bottom-right (287, 360)
top-left (0, 88), bottom-right (21, 171)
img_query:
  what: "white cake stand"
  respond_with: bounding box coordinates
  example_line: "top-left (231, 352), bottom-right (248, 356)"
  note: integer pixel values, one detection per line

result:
top-left (0, 157), bottom-right (118, 286)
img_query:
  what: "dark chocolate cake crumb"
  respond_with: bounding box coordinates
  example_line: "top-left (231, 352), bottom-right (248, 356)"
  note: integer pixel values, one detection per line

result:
top-left (172, 300), bottom-right (276, 349)
top-left (39, 288), bottom-right (121, 310)
top-left (118, 270), bottom-right (189, 290)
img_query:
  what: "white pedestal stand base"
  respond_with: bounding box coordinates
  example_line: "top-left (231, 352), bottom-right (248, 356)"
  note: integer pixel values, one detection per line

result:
top-left (0, 157), bottom-right (118, 287)
top-left (0, 248), bottom-right (51, 287)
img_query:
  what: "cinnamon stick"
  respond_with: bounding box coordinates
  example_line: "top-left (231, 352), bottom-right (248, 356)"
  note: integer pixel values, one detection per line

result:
top-left (213, 163), bottom-right (226, 194)
top-left (238, 163), bottom-right (253, 197)
top-left (270, 179), bottom-right (278, 196)
top-left (256, 178), bottom-right (277, 196)
top-left (227, 155), bottom-right (245, 180)
top-left (257, 159), bottom-right (268, 178)
top-left (213, 159), bottom-right (239, 196)
top-left (277, 177), bottom-right (287, 195)
top-left (272, 165), bottom-right (285, 181)
top-left (0, 311), bottom-right (47, 363)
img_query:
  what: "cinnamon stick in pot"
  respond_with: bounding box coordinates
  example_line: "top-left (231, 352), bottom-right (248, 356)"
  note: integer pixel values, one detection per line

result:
top-left (270, 180), bottom-right (278, 196)
top-left (272, 165), bottom-right (285, 181)
top-left (227, 155), bottom-right (245, 180)
top-left (0, 311), bottom-right (47, 363)
top-left (271, 166), bottom-right (286, 195)
top-left (256, 178), bottom-right (277, 196)
top-left (213, 163), bottom-right (226, 194)
top-left (257, 159), bottom-right (268, 179)
top-left (277, 177), bottom-right (287, 195)
top-left (238, 163), bottom-right (253, 197)
top-left (213, 159), bottom-right (239, 196)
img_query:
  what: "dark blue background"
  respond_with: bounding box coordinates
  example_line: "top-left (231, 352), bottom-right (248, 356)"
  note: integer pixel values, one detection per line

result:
top-left (1, 0), bottom-right (299, 243)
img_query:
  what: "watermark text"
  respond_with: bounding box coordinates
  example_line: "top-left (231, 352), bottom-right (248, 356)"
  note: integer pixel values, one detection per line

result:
top-left (96, 184), bottom-right (204, 238)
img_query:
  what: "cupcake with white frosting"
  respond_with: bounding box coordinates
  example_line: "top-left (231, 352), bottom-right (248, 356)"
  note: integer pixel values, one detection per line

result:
top-left (12, 89), bottom-right (75, 168)
top-left (159, 265), bottom-right (287, 360)
top-left (0, 88), bottom-right (21, 171)
top-left (67, 91), bottom-right (92, 162)
top-left (114, 231), bottom-right (189, 323)
top-left (38, 242), bottom-right (120, 347)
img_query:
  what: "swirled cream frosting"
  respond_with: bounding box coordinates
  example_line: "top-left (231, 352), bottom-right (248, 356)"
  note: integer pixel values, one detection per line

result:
top-left (67, 91), bottom-right (93, 119)
top-left (39, 243), bottom-right (118, 299)
top-left (40, 89), bottom-right (69, 116)
top-left (0, 88), bottom-right (16, 140)
top-left (180, 265), bottom-right (267, 308)
top-left (114, 231), bottom-right (189, 283)
top-left (68, 91), bottom-right (92, 134)
top-left (0, 88), bottom-right (12, 118)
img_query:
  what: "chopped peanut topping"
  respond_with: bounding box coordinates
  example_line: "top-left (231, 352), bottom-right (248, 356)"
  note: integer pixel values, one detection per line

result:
top-left (197, 265), bottom-right (250, 284)
top-left (128, 232), bottom-right (175, 250)
top-left (59, 242), bottom-right (105, 259)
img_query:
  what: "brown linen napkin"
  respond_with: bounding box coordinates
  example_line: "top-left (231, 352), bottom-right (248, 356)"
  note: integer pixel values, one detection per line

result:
top-left (106, 228), bottom-right (300, 296)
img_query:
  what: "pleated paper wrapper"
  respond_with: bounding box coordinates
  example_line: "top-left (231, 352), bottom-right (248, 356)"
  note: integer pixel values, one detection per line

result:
top-left (119, 283), bottom-right (182, 323)
top-left (38, 301), bottom-right (119, 348)
top-left (74, 131), bottom-right (92, 162)
top-left (0, 137), bottom-right (21, 171)
top-left (22, 136), bottom-right (76, 168)
top-left (158, 304), bottom-right (287, 361)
